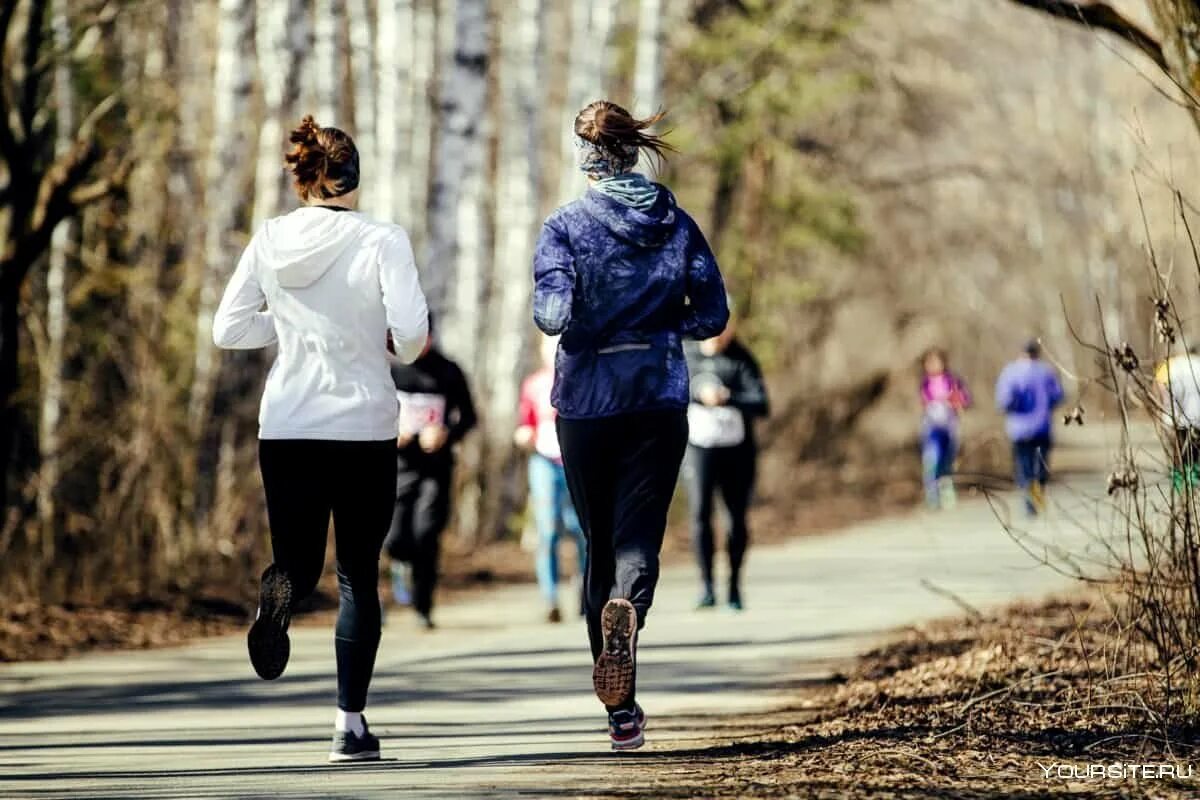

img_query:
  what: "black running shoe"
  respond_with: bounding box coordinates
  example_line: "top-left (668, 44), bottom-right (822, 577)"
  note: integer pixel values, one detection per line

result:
top-left (247, 565), bottom-right (293, 680)
top-left (593, 598), bottom-right (637, 708)
top-left (329, 719), bottom-right (381, 763)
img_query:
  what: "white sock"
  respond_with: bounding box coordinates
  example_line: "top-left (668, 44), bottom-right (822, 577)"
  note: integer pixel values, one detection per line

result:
top-left (335, 709), bottom-right (365, 736)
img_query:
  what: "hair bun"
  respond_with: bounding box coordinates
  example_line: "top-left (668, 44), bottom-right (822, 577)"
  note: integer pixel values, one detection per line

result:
top-left (283, 114), bottom-right (361, 202)
top-left (290, 114), bottom-right (322, 147)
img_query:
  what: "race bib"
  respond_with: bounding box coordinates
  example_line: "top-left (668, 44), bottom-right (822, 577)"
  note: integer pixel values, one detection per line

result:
top-left (688, 404), bottom-right (746, 448)
top-left (397, 391), bottom-right (446, 436)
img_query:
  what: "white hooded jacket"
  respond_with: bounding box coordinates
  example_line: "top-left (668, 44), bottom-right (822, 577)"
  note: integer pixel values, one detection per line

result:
top-left (212, 206), bottom-right (429, 441)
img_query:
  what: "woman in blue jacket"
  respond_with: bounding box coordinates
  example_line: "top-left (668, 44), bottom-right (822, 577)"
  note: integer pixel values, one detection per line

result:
top-left (533, 100), bottom-right (729, 751)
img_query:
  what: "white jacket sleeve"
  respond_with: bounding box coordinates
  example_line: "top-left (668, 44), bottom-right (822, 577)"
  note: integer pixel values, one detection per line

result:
top-left (380, 229), bottom-right (429, 364)
top-left (212, 239), bottom-right (277, 349)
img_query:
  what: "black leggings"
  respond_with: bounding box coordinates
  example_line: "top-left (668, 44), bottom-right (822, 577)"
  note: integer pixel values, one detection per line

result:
top-left (684, 443), bottom-right (755, 597)
top-left (557, 409), bottom-right (689, 666)
top-left (383, 465), bottom-right (452, 617)
top-left (258, 439), bottom-right (396, 712)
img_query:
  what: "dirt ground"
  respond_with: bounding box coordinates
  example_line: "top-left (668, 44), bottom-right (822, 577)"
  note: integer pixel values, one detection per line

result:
top-left (586, 595), bottom-right (1200, 799)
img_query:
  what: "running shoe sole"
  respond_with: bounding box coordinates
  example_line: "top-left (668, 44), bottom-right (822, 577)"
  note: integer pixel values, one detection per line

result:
top-left (248, 565), bottom-right (292, 680)
top-left (611, 730), bottom-right (645, 751)
top-left (593, 599), bottom-right (637, 707)
top-left (328, 749), bottom-right (381, 763)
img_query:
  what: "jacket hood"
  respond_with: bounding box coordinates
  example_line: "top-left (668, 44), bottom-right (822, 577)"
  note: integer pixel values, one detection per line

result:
top-left (255, 207), bottom-right (361, 289)
top-left (580, 184), bottom-right (678, 248)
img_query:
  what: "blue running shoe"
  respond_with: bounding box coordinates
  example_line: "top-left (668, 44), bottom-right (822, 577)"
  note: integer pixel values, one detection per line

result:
top-left (608, 704), bottom-right (646, 751)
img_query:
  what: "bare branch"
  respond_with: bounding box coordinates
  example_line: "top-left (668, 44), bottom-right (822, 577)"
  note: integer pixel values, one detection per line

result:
top-left (20, 0), bottom-right (50, 140)
top-left (1008, 0), bottom-right (1169, 73)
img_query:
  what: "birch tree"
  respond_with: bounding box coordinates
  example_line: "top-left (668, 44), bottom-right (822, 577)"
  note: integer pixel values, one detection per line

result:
top-left (634, 0), bottom-right (665, 117)
top-left (347, 0), bottom-right (377, 208)
top-left (252, 0), bottom-right (311, 228)
top-left (188, 0), bottom-right (256, 433)
top-left (374, 0), bottom-right (414, 223)
top-left (409, 0), bottom-right (437, 248)
top-left (486, 0), bottom-right (543, 444)
top-left (313, 0), bottom-right (344, 122)
top-left (472, 0), bottom-right (546, 538)
top-left (424, 0), bottom-right (489, 325)
top-left (37, 0), bottom-right (76, 531)
top-left (558, 0), bottom-right (618, 202)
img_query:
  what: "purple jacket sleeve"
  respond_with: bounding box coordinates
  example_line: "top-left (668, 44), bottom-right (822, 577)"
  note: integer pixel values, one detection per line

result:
top-left (994, 367), bottom-right (1013, 413)
top-left (532, 216), bottom-right (576, 336)
top-left (680, 219), bottom-right (730, 340)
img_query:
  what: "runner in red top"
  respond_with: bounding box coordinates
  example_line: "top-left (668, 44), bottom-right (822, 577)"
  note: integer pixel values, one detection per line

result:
top-left (515, 336), bottom-right (585, 623)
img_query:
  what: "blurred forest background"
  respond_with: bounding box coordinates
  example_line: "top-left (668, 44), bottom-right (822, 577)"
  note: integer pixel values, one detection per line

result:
top-left (3, 0), bottom-right (1200, 607)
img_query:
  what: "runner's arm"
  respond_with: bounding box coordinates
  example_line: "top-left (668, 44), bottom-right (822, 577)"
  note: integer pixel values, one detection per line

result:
top-left (213, 240), bottom-right (277, 349)
top-left (533, 217), bottom-right (575, 336)
top-left (680, 219), bottom-right (730, 340)
top-left (380, 229), bottom-right (429, 364)
top-left (731, 350), bottom-right (769, 418)
top-left (445, 364), bottom-right (478, 446)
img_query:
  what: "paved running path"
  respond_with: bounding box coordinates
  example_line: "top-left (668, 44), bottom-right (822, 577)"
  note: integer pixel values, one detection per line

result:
top-left (0, 434), bottom-right (1121, 799)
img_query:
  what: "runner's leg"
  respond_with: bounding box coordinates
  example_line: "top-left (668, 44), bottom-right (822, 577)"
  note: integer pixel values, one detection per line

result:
top-left (557, 415), bottom-right (617, 663)
top-left (410, 469), bottom-right (450, 625)
top-left (717, 444), bottom-right (755, 607)
top-left (329, 440), bottom-right (396, 715)
top-left (684, 445), bottom-right (718, 603)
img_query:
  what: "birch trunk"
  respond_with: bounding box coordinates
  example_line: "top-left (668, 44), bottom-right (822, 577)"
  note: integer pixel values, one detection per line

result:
top-left (347, 0), bottom-right (377, 208)
top-left (313, 0), bottom-right (343, 122)
top-left (188, 0), bottom-right (256, 434)
top-left (473, 0), bottom-right (545, 540)
top-left (486, 0), bottom-right (542, 446)
top-left (633, 0), bottom-right (664, 116)
top-left (252, 0), bottom-right (311, 229)
top-left (374, 0), bottom-right (414, 223)
top-left (409, 0), bottom-right (436, 249)
top-left (424, 0), bottom-right (489, 324)
top-left (37, 0), bottom-right (75, 534)
top-left (557, 0), bottom-right (617, 202)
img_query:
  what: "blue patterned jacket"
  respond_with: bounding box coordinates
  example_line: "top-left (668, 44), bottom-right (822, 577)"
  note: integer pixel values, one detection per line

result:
top-left (533, 185), bottom-right (729, 419)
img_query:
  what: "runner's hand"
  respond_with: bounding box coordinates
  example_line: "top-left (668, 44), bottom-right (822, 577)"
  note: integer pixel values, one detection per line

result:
top-left (419, 424), bottom-right (449, 453)
top-left (699, 385), bottom-right (730, 407)
top-left (513, 426), bottom-right (535, 451)
top-left (397, 430), bottom-right (415, 448)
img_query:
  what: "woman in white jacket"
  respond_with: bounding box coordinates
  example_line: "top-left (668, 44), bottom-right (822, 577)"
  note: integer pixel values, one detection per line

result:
top-left (213, 115), bottom-right (428, 763)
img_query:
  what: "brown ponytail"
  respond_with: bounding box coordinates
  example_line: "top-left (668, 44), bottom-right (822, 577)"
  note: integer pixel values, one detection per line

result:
top-left (284, 115), bottom-right (361, 201)
top-left (574, 101), bottom-right (674, 166)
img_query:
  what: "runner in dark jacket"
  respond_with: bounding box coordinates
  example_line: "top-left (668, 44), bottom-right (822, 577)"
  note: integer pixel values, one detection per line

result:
top-left (384, 326), bottom-right (477, 629)
top-left (684, 315), bottom-right (768, 611)
top-left (533, 100), bottom-right (729, 751)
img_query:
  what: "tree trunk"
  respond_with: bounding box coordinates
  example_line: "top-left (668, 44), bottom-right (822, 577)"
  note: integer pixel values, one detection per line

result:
top-left (252, 0), bottom-right (311, 228)
top-left (557, 0), bottom-right (617, 203)
top-left (374, 0), bottom-right (414, 223)
top-left (188, 0), bottom-right (256, 435)
top-left (313, 0), bottom-right (344, 122)
top-left (409, 0), bottom-right (436, 251)
top-left (37, 0), bottom-right (75, 535)
top-left (479, 0), bottom-right (544, 539)
top-left (634, 0), bottom-right (665, 118)
top-left (0, 281), bottom-right (19, 513)
top-left (424, 0), bottom-right (489, 324)
top-left (347, 0), bottom-right (378, 208)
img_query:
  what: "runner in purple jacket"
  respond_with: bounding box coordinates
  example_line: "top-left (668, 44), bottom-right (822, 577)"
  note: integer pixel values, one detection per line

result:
top-left (995, 340), bottom-right (1065, 515)
top-left (533, 100), bottom-right (729, 751)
